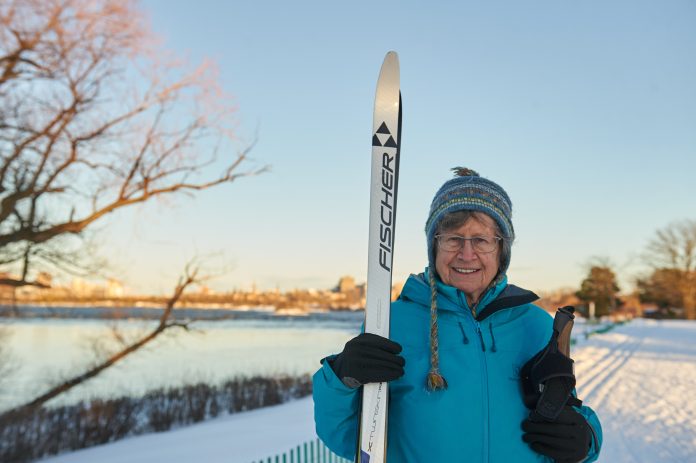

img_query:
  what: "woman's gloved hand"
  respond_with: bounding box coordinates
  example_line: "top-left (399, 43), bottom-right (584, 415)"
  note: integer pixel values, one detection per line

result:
top-left (522, 406), bottom-right (592, 463)
top-left (329, 333), bottom-right (405, 388)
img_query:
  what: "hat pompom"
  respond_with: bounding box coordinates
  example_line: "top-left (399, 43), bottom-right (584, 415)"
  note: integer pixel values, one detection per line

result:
top-left (426, 369), bottom-right (448, 391)
top-left (451, 167), bottom-right (479, 177)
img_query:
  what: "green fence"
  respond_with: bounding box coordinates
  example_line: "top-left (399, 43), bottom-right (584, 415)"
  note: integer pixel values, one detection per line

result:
top-left (570, 319), bottom-right (627, 345)
top-left (253, 437), bottom-right (351, 463)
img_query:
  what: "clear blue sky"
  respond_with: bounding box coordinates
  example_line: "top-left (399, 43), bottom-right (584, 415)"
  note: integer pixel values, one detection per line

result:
top-left (102, 0), bottom-right (696, 295)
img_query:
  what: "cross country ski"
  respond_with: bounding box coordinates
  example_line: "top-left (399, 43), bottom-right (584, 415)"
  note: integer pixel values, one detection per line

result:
top-left (357, 51), bottom-right (402, 463)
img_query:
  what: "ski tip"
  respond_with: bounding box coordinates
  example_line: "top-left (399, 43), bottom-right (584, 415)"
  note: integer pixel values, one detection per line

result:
top-left (377, 51), bottom-right (400, 89)
top-left (382, 51), bottom-right (399, 67)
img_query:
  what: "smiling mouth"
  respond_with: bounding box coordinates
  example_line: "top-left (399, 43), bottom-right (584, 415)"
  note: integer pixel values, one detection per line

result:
top-left (453, 268), bottom-right (479, 274)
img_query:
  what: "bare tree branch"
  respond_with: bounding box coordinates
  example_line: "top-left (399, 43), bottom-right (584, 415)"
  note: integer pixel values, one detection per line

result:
top-left (1, 262), bottom-right (203, 416)
top-left (643, 220), bottom-right (696, 319)
top-left (0, 0), bottom-right (268, 286)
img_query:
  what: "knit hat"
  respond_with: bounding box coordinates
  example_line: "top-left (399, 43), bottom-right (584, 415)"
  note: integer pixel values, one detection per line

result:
top-left (423, 167), bottom-right (514, 392)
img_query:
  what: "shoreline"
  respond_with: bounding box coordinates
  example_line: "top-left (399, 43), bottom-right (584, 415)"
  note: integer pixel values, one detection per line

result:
top-left (0, 304), bottom-right (365, 322)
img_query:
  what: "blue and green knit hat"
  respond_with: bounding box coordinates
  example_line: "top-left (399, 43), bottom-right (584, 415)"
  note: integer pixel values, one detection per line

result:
top-left (422, 167), bottom-right (514, 392)
top-left (425, 167), bottom-right (514, 277)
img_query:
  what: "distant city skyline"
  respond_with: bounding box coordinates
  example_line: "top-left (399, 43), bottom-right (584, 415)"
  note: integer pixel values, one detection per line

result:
top-left (92, 0), bottom-right (695, 295)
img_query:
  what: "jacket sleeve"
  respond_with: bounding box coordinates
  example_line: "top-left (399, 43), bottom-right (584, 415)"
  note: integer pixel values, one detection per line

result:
top-left (575, 403), bottom-right (603, 462)
top-left (312, 355), bottom-right (360, 460)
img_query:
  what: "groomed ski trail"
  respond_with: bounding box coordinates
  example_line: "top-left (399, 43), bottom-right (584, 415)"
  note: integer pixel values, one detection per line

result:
top-left (575, 319), bottom-right (696, 462)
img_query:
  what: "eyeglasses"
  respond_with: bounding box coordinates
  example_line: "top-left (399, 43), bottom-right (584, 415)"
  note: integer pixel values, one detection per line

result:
top-left (435, 234), bottom-right (501, 253)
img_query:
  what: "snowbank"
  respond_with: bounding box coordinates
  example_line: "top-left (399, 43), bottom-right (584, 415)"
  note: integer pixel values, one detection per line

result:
top-left (39, 397), bottom-right (316, 463)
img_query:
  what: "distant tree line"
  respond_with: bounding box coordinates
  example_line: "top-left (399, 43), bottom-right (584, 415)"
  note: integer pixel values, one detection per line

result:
top-left (636, 220), bottom-right (696, 319)
top-left (574, 219), bottom-right (696, 320)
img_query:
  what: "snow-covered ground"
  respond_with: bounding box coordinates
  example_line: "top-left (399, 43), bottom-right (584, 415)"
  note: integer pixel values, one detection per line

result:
top-left (40, 318), bottom-right (696, 463)
top-left (574, 319), bottom-right (696, 462)
top-left (39, 396), bottom-right (317, 463)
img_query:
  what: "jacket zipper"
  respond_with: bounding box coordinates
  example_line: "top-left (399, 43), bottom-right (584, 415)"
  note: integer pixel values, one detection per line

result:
top-left (457, 322), bottom-right (470, 344)
top-left (476, 320), bottom-right (490, 463)
top-left (476, 322), bottom-right (486, 352)
top-left (458, 292), bottom-right (490, 462)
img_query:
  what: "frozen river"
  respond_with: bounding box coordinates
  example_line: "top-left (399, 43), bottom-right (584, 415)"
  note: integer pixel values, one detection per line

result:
top-left (0, 311), bottom-right (361, 411)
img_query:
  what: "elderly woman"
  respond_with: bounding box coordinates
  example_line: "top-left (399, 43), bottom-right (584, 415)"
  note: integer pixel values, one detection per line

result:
top-left (313, 168), bottom-right (602, 462)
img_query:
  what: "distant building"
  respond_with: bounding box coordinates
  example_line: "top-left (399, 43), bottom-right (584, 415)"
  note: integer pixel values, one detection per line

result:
top-left (356, 283), bottom-right (366, 300)
top-left (197, 285), bottom-right (213, 296)
top-left (106, 279), bottom-right (125, 297)
top-left (70, 278), bottom-right (125, 298)
top-left (71, 278), bottom-right (94, 297)
top-left (337, 276), bottom-right (356, 293)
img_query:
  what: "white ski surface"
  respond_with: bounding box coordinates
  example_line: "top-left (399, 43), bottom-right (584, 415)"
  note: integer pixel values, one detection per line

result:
top-left (358, 51), bottom-right (401, 463)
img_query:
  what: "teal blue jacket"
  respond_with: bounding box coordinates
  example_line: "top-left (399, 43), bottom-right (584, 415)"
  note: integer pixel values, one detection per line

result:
top-left (313, 272), bottom-right (602, 462)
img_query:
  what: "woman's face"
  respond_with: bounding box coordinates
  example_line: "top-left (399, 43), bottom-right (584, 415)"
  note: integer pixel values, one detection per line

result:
top-left (435, 213), bottom-right (501, 306)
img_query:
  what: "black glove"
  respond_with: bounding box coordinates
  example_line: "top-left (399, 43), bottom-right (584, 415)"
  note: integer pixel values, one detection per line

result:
top-left (522, 406), bottom-right (592, 463)
top-left (330, 333), bottom-right (405, 388)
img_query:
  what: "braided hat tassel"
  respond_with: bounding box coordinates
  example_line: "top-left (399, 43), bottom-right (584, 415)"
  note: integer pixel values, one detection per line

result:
top-left (426, 266), bottom-right (448, 392)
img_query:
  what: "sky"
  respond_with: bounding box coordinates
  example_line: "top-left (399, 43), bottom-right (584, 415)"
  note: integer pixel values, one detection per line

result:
top-left (99, 0), bottom-right (696, 295)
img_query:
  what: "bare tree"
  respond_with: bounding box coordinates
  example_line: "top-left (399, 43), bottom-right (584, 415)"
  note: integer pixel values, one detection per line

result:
top-left (644, 220), bottom-right (696, 319)
top-left (636, 268), bottom-right (683, 311)
top-left (2, 263), bottom-right (203, 417)
top-left (0, 0), bottom-right (266, 287)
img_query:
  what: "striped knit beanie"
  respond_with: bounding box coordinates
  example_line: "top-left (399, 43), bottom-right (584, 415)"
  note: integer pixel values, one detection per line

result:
top-left (423, 167), bottom-right (514, 392)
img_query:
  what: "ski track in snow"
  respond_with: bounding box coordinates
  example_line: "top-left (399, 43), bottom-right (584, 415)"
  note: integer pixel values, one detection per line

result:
top-left (575, 319), bottom-right (696, 463)
top-left (38, 319), bottom-right (696, 463)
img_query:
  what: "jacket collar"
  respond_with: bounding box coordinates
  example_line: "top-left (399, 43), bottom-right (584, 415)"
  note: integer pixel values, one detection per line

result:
top-left (401, 268), bottom-right (539, 321)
